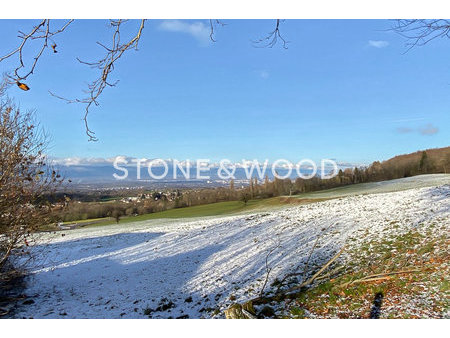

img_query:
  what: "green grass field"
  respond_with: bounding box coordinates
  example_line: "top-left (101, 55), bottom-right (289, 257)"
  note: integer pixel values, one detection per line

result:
top-left (63, 197), bottom-right (287, 229)
top-left (62, 217), bottom-right (109, 225)
top-left (54, 174), bottom-right (449, 230)
top-left (120, 200), bottom-right (252, 222)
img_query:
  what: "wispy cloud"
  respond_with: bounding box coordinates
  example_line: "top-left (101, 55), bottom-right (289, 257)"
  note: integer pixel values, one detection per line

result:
top-left (256, 70), bottom-right (269, 79)
top-left (158, 20), bottom-right (210, 45)
top-left (50, 156), bottom-right (362, 170)
top-left (390, 117), bottom-right (426, 123)
top-left (50, 156), bottom-right (121, 166)
top-left (396, 123), bottom-right (439, 136)
top-left (419, 124), bottom-right (439, 135)
top-left (396, 127), bottom-right (413, 134)
top-left (368, 40), bottom-right (389, 48)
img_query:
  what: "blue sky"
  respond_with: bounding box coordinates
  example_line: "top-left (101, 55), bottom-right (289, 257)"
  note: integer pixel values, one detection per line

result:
top-left (1, 19), bottom-right (449, 164)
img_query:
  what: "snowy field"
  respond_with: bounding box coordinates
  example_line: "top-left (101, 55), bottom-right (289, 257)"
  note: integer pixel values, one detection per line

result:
top-left (293, 174), bottom-right (450, 199)
top-left (11, 182), bottom-right (450, 318)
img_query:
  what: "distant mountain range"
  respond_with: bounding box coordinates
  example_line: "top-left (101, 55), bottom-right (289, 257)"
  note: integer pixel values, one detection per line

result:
top-left (54, 147), bottom-right (450, 189)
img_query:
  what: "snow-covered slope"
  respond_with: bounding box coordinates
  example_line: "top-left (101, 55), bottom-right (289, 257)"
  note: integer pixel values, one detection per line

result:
top-left (293, 173), bottom-right (450, 199)
top-left (13, 184), bottom-right (450, 318)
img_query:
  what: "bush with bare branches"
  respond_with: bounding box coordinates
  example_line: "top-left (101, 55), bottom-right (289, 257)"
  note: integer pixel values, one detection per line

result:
top-left (0, 98), bottom-right (62, 278)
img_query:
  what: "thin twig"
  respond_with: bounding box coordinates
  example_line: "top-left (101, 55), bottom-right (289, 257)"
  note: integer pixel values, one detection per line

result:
top-left (253, 19), bottom-right (288, 49)
top-left (277, 222), bottom-right (335, 291)
top-left (50, 19), bottom-right (146, 141)
top-left (0, 19), bottom-right (73, 81)
top-left (259, 239), bottom-right (281, 297)
top-left (209, 20), bottom-right (225, 42)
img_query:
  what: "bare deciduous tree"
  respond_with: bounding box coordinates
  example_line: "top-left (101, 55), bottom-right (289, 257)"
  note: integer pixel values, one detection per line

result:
top-left (0, 99), bottom-right (62, 277)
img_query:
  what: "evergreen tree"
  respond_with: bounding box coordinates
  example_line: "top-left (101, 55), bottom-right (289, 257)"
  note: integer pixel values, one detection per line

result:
top-left (419, 151), bottom-right (430, 173)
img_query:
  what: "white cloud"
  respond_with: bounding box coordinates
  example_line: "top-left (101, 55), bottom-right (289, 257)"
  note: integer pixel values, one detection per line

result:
top-left (158, 20), bottom-right (210, 44)
top-left (51, 157), bottom-right (189, 167)
top-left (51, 157), bottom-right (115, 166)
top-left (50, 157), bottom-right (360, 170)
top-left (368, 40), bottom-right (389, 48)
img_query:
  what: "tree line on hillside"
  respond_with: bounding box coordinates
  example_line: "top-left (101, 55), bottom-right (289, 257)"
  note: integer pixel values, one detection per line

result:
top-left (58, 147), bottom-right (450, 223)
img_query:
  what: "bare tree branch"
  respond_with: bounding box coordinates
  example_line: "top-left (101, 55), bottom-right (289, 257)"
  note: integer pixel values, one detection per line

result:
top-left (0, 19), bottom-right (73, 84)
top-left (253, 19), bottom-right (288, 49)
top-left (209, 19), bottom-right (226, 42)
top-left (275, 222), bottom-right (335, 292)
top-left (391, 19), bottom-right (450, 53)
top-left (285, 245), bottom-right (346, 293)
top-left (1, 19), bottom-right (289, 141)
top-left (259, 238), bottom-right (282, 297)
top-left (50, 19), bottom-right (146, 141)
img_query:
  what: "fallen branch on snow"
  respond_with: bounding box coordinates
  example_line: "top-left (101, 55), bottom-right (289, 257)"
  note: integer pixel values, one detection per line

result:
top-left (285, 245), bottom-right (346, 293)
top-left (340, 268), bottom-right (422, 287)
